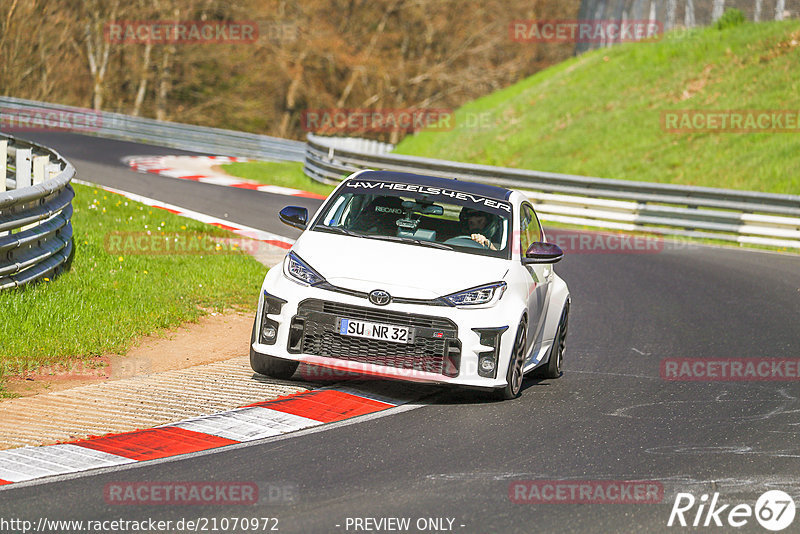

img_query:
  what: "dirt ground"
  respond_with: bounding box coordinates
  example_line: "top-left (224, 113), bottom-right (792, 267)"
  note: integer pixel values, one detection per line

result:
top-left (4, 311), bottom-right (254, 399)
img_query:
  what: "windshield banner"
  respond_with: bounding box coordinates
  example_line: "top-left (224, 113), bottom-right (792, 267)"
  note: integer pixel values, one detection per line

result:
top-left (343, 180), bottom-right (512, 215)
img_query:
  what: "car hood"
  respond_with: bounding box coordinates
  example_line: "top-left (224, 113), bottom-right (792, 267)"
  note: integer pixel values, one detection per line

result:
top-left (292, 231), bottom-right (509, 299)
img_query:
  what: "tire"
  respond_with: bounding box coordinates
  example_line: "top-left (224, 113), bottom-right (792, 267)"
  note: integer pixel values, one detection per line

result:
top-left (249, 317), bottom-right (298, 380)
top-left (535, 301), bottom-right (569, 380)
top-left (495, 319), bottom-right (527, 400)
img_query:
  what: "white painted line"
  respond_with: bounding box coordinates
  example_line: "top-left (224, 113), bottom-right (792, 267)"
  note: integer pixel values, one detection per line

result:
top-left (159, 170), bottom-right (202, 179)
top-left (257, 185), bottom-right (303, 195)
top-left (197, 176), bottom-right (243, 186)
top-left (72, 179), bottom-right (295, 248)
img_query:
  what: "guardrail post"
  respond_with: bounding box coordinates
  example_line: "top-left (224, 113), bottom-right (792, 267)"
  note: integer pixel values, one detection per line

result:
top-left (33, 155), bottom-right (49, 185)
top-left (48, 162), bottom-right (60, 180)
top-left (0, 139), bottom-right (6, 192)
top-left (16, 148), bottom-right (32, 189)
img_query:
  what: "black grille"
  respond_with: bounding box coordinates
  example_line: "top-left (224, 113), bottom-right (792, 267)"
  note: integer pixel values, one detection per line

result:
top-left (292, 299), bottom-right (460, 376)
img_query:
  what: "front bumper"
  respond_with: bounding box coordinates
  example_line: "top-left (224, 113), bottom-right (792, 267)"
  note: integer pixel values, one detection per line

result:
top-left (252, 270), bottom-right (522, 389)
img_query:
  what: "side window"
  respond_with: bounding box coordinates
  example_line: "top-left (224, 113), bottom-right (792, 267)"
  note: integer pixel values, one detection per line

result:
top-left (520, 204), bottom-right (542, 256)
top-left (531, 205), bottom-right (543, 243)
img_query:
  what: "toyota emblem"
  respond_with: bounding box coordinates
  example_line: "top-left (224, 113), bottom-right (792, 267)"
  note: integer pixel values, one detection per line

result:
top-left (369, 289), bottom-right (392, 306)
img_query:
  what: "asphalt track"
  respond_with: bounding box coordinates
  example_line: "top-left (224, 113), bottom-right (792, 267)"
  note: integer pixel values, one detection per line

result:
top-left (2, 132), bottom-right (799, 533)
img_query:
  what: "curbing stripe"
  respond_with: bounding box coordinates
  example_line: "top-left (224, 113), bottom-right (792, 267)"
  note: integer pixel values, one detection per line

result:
top-left (0, 387), bottom-right (418, 487)
top-left (320, 384), bottom-right (423, 406)
top-left (248, 389), bottom-right (394, 423)
top-left (124, 155), bottom-right (327, 199)
top-left (0, 459), bottom-right (61, 482)
top-left (0, 445), bottom-right (135, 482)
top-left (0, 446), bottom-right (136, 482)
top-left (167, 406), bottom-right (319, 442)
top-left (74, 427), bottom-right (238, 461)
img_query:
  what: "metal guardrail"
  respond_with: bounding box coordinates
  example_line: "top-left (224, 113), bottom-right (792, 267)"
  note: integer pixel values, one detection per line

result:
top-left (304, 134), bottom-right (800, 249)
top-left (0, 134), bottom-right (75, 289)
top-left (2, 97), bottom-right (797, 252)
top-left (0, 96), bottom-right (306, 162)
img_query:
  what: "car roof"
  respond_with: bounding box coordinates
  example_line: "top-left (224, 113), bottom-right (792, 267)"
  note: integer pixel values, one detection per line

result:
top-left (350, 170), bottom-right (513, 201)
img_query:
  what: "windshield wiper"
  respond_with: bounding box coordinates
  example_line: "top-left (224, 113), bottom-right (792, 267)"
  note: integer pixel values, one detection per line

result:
top-left (409, 239), bottom-right (453, 250)
top-left (365, 234), bottom-right (453, 251)
top-left (315, 225), bottom-right (362, 238)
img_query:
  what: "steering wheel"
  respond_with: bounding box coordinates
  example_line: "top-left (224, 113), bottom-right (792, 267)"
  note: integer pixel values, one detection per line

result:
top-left (443, 235), bottom-right (487, 249)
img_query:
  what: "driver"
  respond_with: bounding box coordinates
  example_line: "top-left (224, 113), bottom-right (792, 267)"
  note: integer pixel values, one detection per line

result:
top-left (460, 207), bottom-right (500, 250)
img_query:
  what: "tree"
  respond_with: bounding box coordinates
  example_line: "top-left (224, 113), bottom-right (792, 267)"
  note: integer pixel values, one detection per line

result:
top-left (775, 0), bottom-right (786, 20)
top-left (0, 0), bottom-right (583, 141)
top-left (667, 0), bottom-right (678, 29)
top-left (685, 0), bottom-right (696, 27)
top-left (712, 0), bottom-right (725, 21)
top-left (79, 0), bottom-right (120, 110)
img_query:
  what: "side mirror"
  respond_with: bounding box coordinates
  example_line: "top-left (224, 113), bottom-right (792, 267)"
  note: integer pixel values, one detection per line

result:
top-left (523, 242), bottom-right (564, 264)
top-left (279, 206), bottom-right (308, 230)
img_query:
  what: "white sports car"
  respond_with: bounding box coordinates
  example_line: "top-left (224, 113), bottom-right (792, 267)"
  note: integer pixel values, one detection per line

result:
top-left (251, 170), bottom-right (570, 399)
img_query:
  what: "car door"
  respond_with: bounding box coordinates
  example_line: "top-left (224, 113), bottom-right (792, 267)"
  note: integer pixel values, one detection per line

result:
top-left (520, 203), bottom-right (552, 352)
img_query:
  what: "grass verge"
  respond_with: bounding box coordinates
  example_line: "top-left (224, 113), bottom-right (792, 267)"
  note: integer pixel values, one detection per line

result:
top-left (0, 183), bottom-right (267, 396)
top-left (221, 160), bottom-right (335, 196)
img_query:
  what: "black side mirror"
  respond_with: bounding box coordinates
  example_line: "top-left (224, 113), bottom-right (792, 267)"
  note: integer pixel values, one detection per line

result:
top-left (279, 206), bottom-right (309, 230)
top-left (523, 242), bottom-right (564, 264)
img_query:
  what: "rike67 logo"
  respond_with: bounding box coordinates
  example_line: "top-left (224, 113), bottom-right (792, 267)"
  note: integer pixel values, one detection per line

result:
top-left (668, 490), bottom-right (796, 531)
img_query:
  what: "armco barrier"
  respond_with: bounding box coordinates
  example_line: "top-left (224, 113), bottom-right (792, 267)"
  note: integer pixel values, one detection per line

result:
top-left (0, 96), bottom-right (305, 162)
top-left (0, 134), bottom-right (75, 289)
top-left (3, 97), bottom-right (797, 250)
top-left (304, 134), bottom-right (800, 249)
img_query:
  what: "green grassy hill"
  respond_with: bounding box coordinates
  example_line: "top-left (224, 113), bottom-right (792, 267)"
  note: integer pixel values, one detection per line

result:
top-left (395, 20), bottom-right (800, 194)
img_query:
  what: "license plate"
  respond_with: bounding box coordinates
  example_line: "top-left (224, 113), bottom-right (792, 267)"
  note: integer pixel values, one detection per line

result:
top-left (338, 318), bottom-right (413, 344)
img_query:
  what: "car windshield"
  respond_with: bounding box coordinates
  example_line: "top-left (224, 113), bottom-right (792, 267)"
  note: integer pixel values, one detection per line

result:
top-left (311, 179), bottom-right (512, 259)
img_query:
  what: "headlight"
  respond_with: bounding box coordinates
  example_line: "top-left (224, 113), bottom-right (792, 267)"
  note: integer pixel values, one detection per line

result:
top-left (284, 251), bottom-right (326, 286)
top-left (442, 282), bottom-right (507, 307)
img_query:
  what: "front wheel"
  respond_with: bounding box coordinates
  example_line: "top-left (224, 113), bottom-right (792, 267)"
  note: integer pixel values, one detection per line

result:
top-left (249, 318), bottom-right (298, 380)
top-left (495, 320), bottom-right (527, 400)
top-left (535, 301), bottom-right (569, 380)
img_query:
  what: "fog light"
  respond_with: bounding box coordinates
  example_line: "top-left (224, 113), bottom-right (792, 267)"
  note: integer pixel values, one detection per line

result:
top-left (479, 355), bottom-right (496, 374)
top-left (262, 326), bottom-right (277, 340)
top-left (260, 317), bottom-right (279, 345)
